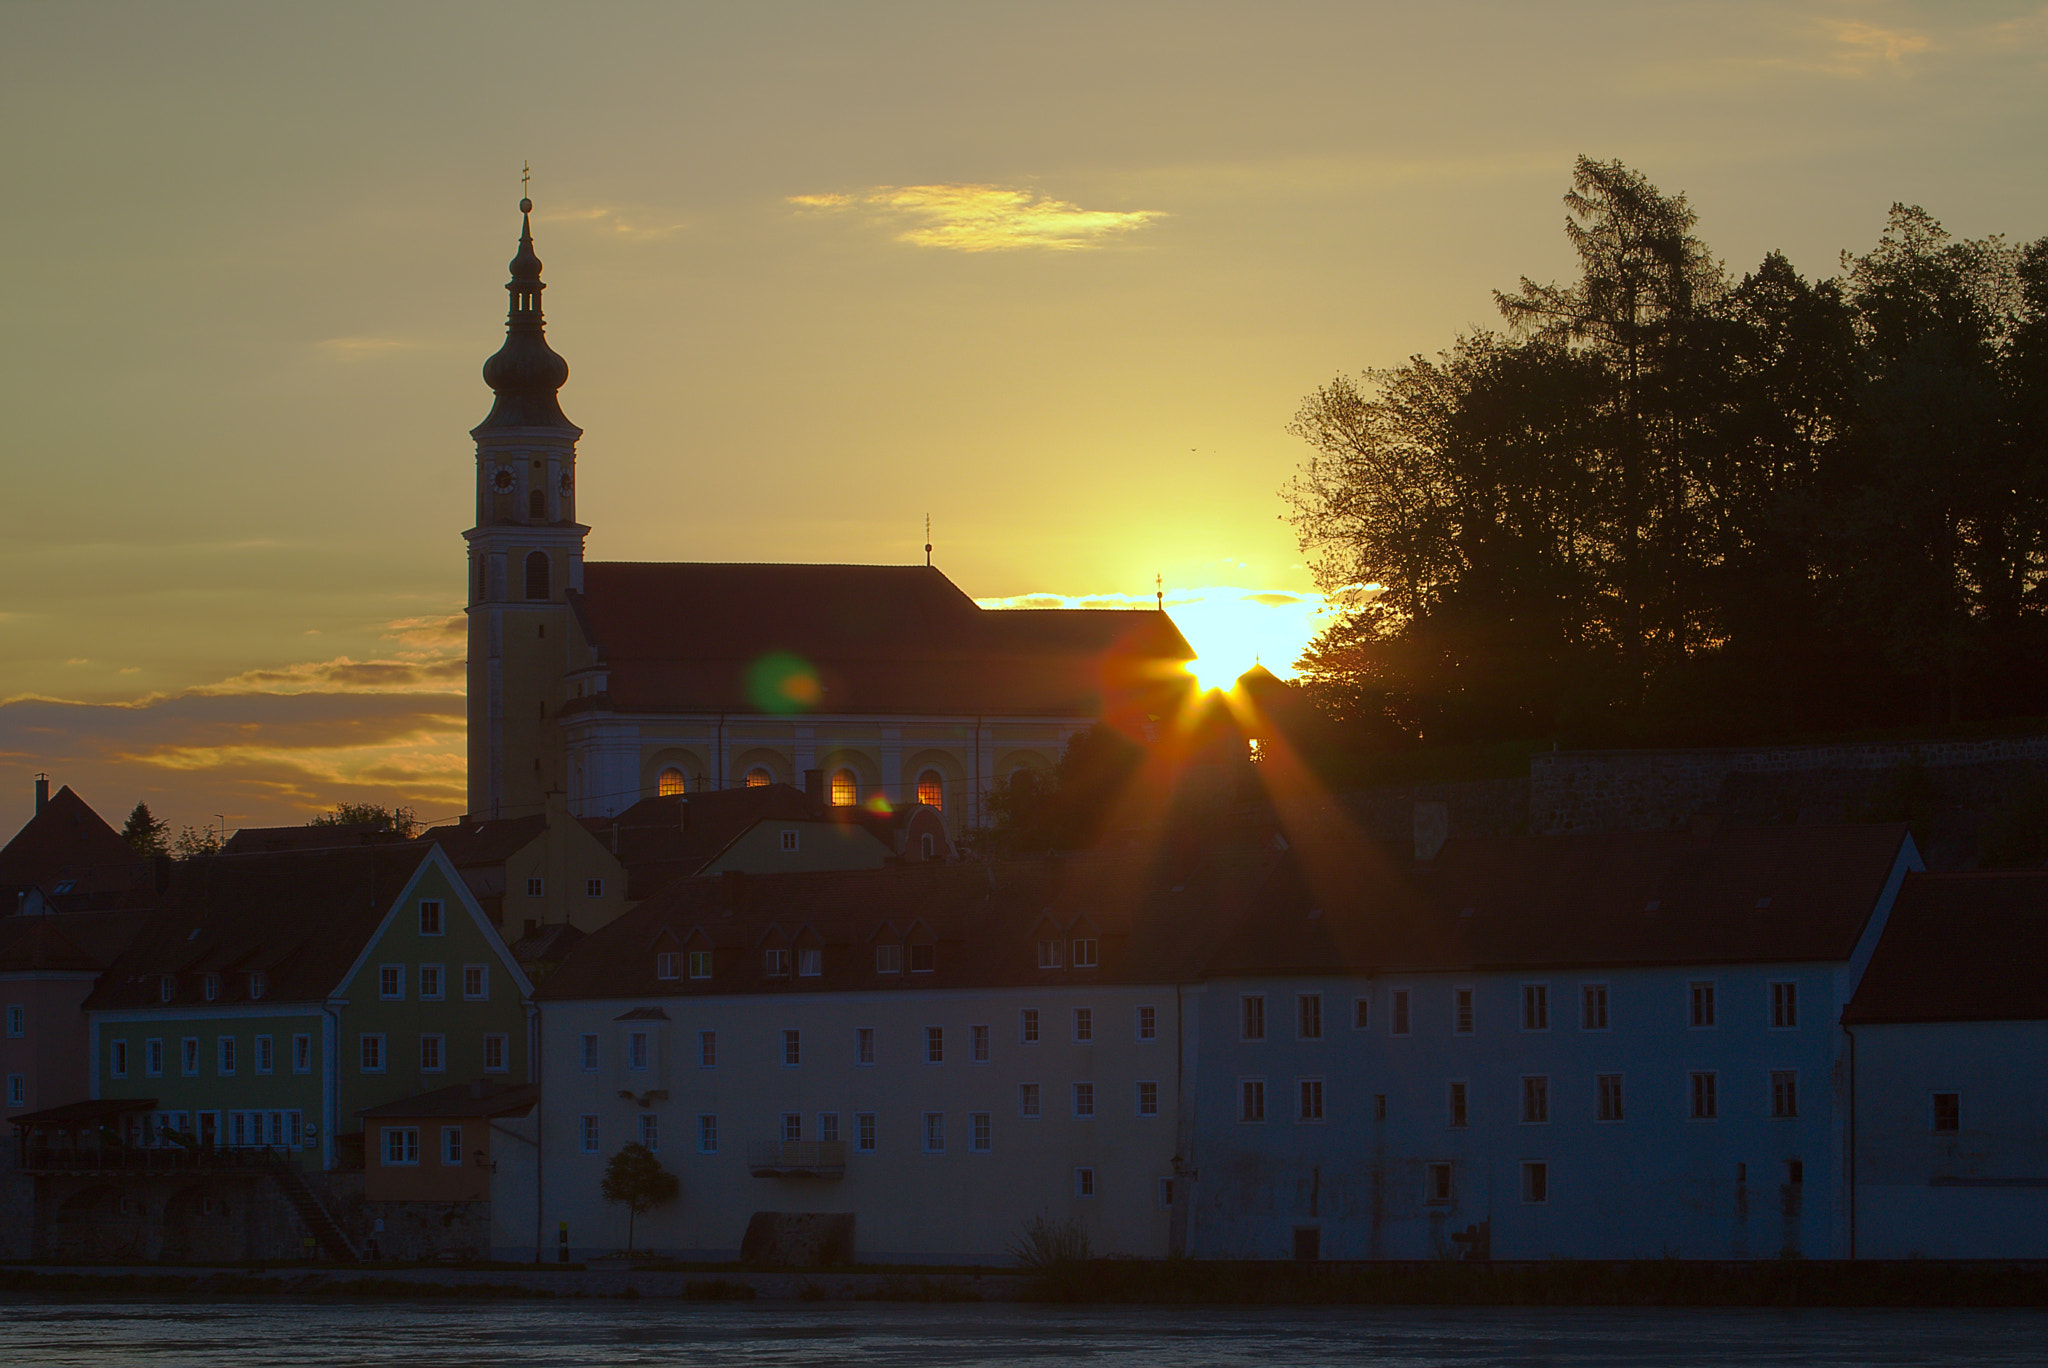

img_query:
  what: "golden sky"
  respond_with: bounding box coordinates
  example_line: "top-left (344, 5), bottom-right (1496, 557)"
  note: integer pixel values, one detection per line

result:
top-left (3, 0), bottom-right (2044, 838)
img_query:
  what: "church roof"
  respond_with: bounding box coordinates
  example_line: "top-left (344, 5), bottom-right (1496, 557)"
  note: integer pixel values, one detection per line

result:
top-left (570, 562), bottom-right (1194, 718)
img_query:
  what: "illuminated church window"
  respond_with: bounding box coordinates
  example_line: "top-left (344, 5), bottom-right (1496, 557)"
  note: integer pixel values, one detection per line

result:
top-left (657, 768), bottom-right (686, 797)
top-left (917, 769), bottom-right (944, 809)
top-left (831, 769), bottom-right (858, 806)
top-left (745, 767), bottom-right (772, 788)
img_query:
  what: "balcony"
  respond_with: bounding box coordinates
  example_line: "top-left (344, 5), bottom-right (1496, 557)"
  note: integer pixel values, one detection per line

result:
top-left (747, 1139), bottom-right (847, 1179)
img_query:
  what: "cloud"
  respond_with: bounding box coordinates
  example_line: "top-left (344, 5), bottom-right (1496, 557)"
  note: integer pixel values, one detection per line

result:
top-left (790, 184), bottom-right (1165, 252)
top-left (1814, 18), bottom-right (1933, 72)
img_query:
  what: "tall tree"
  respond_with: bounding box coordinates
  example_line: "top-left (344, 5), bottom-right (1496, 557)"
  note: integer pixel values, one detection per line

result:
top-left (122, 802), bottom-right (169, 857)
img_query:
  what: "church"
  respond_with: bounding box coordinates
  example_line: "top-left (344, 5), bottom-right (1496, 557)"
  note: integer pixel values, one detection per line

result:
top-left (464, 200), bottom-right (1195, 833)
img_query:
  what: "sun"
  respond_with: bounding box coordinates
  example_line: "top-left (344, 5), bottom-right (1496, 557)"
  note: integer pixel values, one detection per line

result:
top-left (1167, 590), bottom-right (1323, 693)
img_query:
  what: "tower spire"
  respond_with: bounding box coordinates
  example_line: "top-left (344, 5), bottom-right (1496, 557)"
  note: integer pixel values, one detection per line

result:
top-left (478, 186), bottom-right (573, 431)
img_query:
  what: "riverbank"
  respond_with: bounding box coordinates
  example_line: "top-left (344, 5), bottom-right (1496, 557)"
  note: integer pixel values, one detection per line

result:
top-left (7, 1258), bottom-right (2048, 1306)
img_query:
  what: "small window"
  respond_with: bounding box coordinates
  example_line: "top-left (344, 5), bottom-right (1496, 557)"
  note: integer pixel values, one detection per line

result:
top-left (688, 949), bottom-right (712, 979)
top-left (876, 944), bottom-right (902, 974)
top-left (217, 1037), bottom-right (237, 1074)
top-left (442, 1125), bottom-right (464, 1165)
top-left (1522, 1075), bottom-right (1549, 1124)
top-left (1521, 1161), bottom-right (1549, 1204)
top-left (1242, 994), bottom-right (1266, 1041)
top-left (1073, 1007), bottom-right (1093, 1043)
top-left (385, 1127), bottom-right (420, 1166)
top-left (463, 965), bottom-right (488, 999)
top-left (160, 975), bottom-right (175, 1003)
top-left (291, 1035), bottom-right (310, 1073)
top-left (797, 946), bottom-right (821, 977)
top-left (1448, 1080), bottom-right (1468, 1128)
top-left (1771, 981), bottom-right (1799, 1030)
top-left (1690, 1071), bottom-right (1719, 1120)
top-left (818, 1112), bottom-right (839, 1143)
top-left (1353, 996), bottom-right (1371, 1031)
top-left (781, 830), bottom-right (799, 853)
top-left (1137, 1005), bottom-right (1157, 1041)
top-left (146, 1039), bottom-right (164, 1076)
top-left (1597, 1073), bottom-right (1625, 1122)
top-left (1690, 981), bottom-right (1717, 1029)
top-left (783, 1028), bottom-right (800, 1066)
top-left (830, 768), bottom-right (858, 806)
top-left (579, 1033), bottom-right (599, 1071)
top-left (579, 1114), bottom-right (599, 1154)
top-left (1074, 1166), bottom-right (1096, 1198)
top-left (360, 1034), bottom-right (385, 1074)
top-left (525, 550), bottom-right (550, 601)
top-left (700, 1030), bottom-right (717, 1068)
top-left (419, 964), bottom-right (444, 1000)
top-left (255, 1035), bottom-right (273, 1075)
top-left (923, 1112), bottom-right (945, 1152)
top-left (745, 767), bottom-right (771, 788)
top-left (639, 1114), bottom-right (659, 1151)
top-left (856, 1112), bottom-right (876, 1152)
top-left (1019, 1082), bottom-right (1041, 1117)
top-left (1298, 1078), bottom-right (1324, 1122)
top-left (1073, 1082), bottom-right (1095, 1118)
top-left (856, 1027), bottom-right (874, 1065)
top-left (1298, 993), bottom-right (1322, 1040)
top-left (657, 767), bottom-right (687, 797)
top-left (110, 1039), bottom-right (129, 1078)
top-left (698, 1114), bottom-right (719, 1153)
top-left (527, 877), bottom-right (545, 897)
top-left (379, 965), bottom-right (404, 1000)
top-left (917, 769), bottom-right (944, 809)
top-left (248, 971), bottom-right (266, 1001)
top-left (971, 1112), bottom-right (991, 1152)
top-left (926, 1025), bottom-right (944, 1064)
top-left (628, 1031), bottom-right (649, 1071)
top-left (419, 900), bottom-right (444, 936)
top-left (783, 1112), bottom-right (803, 1143)
top-left (1932, 1091), bottom-right (1961, 1133)
top-left (656, 951), bottom-right (679, 980)
top-left (1582, 984), bottom-right (1610, 1031)
top-left (1158, 1177), bottom-right (1175, 1208)
top-left (420, 1034), bottom-right (445, 1073)
top-left (484, 1034), bottom-right (508, 1072)
top-left (1453, 987), bottom-right (1474, 1035)
top-left (909, 943), bottom-right (934, 973)
top-left (1071, 937), bottom-right (1099, 968)
top-left (920, 833), bottom-right (936, 860)
top-left (182, 1036), bottom-right (200, 1075)
top-left (971, 1023), bottom-right (990, 1062)
top-left (4, 1074), bottom-right (21, 1108)
top-left (1391, 989), bottom-right (1411, 1036)
top-left (764, 947), bottom-right (790, 978)
top-left (1522, 983), bottom-right (1549, 1031)
top-left (1036, 937), bottom-right (1063, 969)
top-left (1425, 1162), bottom-right (1453, 1204)
top-left (586, 878), bottom-right (604, 898)
top-left (1020, 1009), bottom-right (1040, 1044)
top-left (1239, 1078), bottom-right (1266, 1123)
top-left (5, 1005), bottom-right (23, 1038)
top-left (1137, 1080), bottom-right (1159, 1117)
top-left (1771, 1070), bottom-right (1798, 1118)
top-left (202, 973), bottom-right (219, 1002)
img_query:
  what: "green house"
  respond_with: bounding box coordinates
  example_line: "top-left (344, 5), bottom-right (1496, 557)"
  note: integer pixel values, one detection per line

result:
top-left (86, 844), bottom-right (532, 1170)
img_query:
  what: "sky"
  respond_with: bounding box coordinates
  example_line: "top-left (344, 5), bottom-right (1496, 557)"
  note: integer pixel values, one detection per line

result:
top-left (3, 0), bottom-right (2045, 841)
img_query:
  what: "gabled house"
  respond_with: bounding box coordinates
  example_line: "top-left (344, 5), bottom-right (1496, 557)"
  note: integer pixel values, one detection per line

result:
top-left (0, 777), bottom-right (156, 917)
top-left (420, 803), bottom-right (628, 943)
top-left (83, 844), bottom-right (533, 1172)
top-left (1842, 869), bottom-right (2048, 1258)
top-left (1, 909), bottom-right (150, 1120)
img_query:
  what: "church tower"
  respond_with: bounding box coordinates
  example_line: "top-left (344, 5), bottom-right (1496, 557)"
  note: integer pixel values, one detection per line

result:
top-left (465, 196), bottom-right (585, 820)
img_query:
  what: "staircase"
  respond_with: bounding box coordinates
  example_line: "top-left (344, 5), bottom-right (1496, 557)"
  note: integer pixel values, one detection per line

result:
top-left (271, 1164), bottom-right (359, 1262)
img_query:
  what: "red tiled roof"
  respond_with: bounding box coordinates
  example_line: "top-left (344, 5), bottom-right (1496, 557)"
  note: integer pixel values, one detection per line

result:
top-left (570, 562), bottom-right (1194, 718)
top-left (84, 846), bottom-right (433, 1011)
top-left (1843, 870), bottom-right (2048, 1024)
top-left (222, 823), bottom-right (408, 855)
top-left (419, 814), bottom-right (548, 868)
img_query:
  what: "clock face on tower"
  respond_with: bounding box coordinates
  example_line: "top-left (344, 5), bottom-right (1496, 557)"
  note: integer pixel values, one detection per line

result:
top-left (492, 467), bottom-right (515, 493)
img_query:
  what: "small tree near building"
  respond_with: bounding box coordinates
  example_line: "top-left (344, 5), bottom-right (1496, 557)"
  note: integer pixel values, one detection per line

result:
top-left (600, 1142), bottom-right (678, 1254)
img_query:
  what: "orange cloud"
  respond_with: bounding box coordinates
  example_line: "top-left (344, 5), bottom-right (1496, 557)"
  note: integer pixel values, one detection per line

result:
top-left (791, 184), bottom-right (1164, 252)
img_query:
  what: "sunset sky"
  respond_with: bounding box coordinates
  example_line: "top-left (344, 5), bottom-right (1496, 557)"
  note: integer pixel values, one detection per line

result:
top-left (4, 0), bottom-right (2045, 840)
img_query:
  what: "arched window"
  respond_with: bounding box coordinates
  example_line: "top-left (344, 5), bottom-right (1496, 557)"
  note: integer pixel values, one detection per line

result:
top-left (916, 769), bottom-right (944, 810)
top-left (830, 768), bottom-right (858, 807)
top-left (745, 767), bottom-right (772, 788)
top-left (529, 488), bottom-right (547, 521)
top-left (525, 550), bottom-right (549, 601)
top-left (657, 768), bottom-right (687, 797)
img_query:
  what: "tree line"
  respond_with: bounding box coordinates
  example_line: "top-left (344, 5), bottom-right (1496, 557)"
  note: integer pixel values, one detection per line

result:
top-left (1284, 157), bottom-right (2048, 750)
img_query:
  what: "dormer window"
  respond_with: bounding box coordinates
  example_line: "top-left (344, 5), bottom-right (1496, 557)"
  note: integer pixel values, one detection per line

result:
top-left (248, 971), bottom-right (266, 1001)
top-left (1072, 938), bottom-right (1099, 969)
top-left (687, 949), bottom-right (712, 980)
top-left (656, 951), bottom-right (679, 980)
top-left (797, 947), bottom-right (822, 977)
top-left (764, 948), bottom-right (790, 977)
top-left (201, 973), bottom-right (219, 1002)
top-left (909, 943), bottom-right (935, 974)
top-left (159, 975), bottom-right (176, 1003)
top-left (875, 944), bottom-right (902, 975)
top-left (1037, 938), bottom-right (1064, 970)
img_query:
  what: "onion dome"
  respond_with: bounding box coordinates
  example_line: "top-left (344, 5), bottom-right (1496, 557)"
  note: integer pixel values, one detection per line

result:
top-left (477, 197), bottom-right (574, 430)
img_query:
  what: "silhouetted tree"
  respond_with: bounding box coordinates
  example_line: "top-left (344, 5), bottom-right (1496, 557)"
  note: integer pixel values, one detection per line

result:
top-left (310, 802), bottom-right (420, 839)
top-left (122, 802), bottom-right (169, 857)
top-left (600, 1142), bottom-right (678, 1254)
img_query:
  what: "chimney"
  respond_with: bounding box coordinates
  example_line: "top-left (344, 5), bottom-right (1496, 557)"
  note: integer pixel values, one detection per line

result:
top-left (34, 773), bottom-right (49, 813)
top-left (1414, 801), bottom-right (1448, 863)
